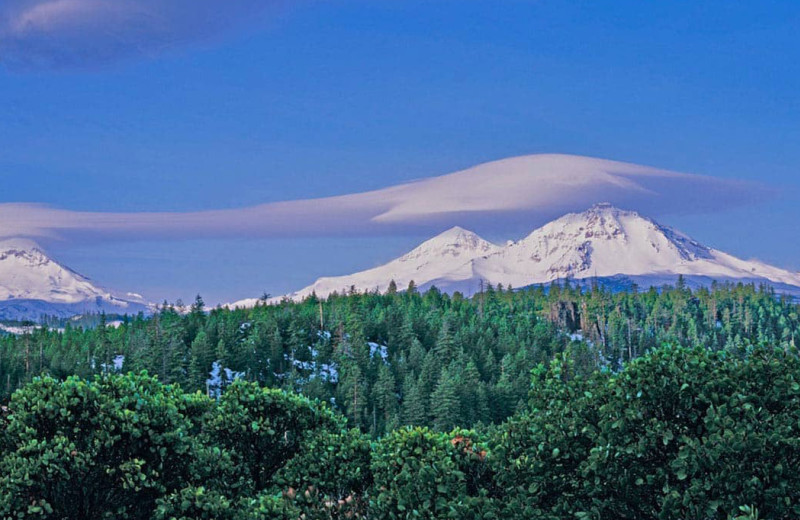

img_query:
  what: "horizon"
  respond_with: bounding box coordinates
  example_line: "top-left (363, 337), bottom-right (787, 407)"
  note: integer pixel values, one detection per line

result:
top-left (5, 199), bottom-right (800, 309)
top-left (2, 1), bottom-right (799, 304)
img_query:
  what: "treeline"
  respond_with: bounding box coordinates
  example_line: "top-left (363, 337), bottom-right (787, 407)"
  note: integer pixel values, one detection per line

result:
top-left (2, 345), bottom-right (799, 519)
top-left (1, 281), bottom-right (798, 435)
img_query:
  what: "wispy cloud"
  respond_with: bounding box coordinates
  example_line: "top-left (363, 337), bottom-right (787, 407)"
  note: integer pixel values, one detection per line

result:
top-left (0, 0), bottom-right (276, 69)
top-left (0, 154), bottom-right (774, 243)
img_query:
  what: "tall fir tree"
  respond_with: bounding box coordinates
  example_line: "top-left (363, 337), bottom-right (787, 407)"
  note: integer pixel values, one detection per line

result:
top-left (188, 330), bottom-right (214, 393)
top-left (431, 364), bottom-right (461, 431)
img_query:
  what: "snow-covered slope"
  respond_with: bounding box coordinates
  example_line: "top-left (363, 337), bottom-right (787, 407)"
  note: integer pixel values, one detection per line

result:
top-left (230, 203), bottom-right (800, 306)
top-left (474, 203), bottom-right (800, 288)
top-left (230, 227), bottom-right (500, 307)
top-left (0, 238), bottom-right (151, 321)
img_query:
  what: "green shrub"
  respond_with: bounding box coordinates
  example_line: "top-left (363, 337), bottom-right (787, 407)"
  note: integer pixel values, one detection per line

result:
top-left (0, 404), bottom-right (10, 455)
top-left (3, 344), bottom-right (800, 520)
top-left (154, 486), bottom-right (236, 520)
top-left (275, 428), bottom-right (373, 518)
top-left (0, 372), bottom-right (204, 519)
top-left (493, 347), bottom-right (800, 520)
top-left (203, 379), bottom-right (340, 493)
top-left (493, 354), bottom-right (609, 518)
top-left (241, 493), bottom-right (300, 520)
top-left (582, 347), bottom-right (800, 519)
top-left (371, 426), bottom-right (498, 519)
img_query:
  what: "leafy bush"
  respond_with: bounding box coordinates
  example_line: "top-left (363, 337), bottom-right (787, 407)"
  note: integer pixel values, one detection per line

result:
top-left (3, 344), bottom-right (800, 519)
top-left (154, 486), bottom-right (236, 520)
top-left (493, 353), bottom-right (608, 518)
top-left (0, 372), bottom-right (204, 519)
top-left (203, 379), bottom-right (341, 493)
top-left (493, 347), bottom-right (800, 520)
top-left (582, 347), bottom-right (800, 519)
top-left (241, 493), bottom-right (300, 520)
top-left (275, 428), bottom-right (373, 518)
top-left (0, 404), bottom-right (10, 454)
top-left (371, 427), bottom-right (498, 519)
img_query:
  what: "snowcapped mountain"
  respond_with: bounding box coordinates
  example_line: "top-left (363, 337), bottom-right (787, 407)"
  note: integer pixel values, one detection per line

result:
top-left (231, 204), bottom-right (800, 305)
top-left (296, 226), bottom-right (500, 298)
top-left (473, 203), bottom-right (800, 290)
top-left (230, 227), bottom-right (500, 307)
top-left (0, 238), bottom-right (151, 321)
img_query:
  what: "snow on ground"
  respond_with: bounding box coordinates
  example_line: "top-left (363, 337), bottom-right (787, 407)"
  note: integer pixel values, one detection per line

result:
top-left (0, 323), bottom-right (38, 335)
top-left (368, 342), bottom-right (389, 362)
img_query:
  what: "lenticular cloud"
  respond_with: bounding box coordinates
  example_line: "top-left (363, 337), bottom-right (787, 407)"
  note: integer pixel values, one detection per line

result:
top-left (0, 154), bottom-right (773, 242)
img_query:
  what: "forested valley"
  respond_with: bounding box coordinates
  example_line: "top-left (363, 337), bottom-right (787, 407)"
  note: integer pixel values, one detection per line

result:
top-left (1, 281), bottom-right (800, 518)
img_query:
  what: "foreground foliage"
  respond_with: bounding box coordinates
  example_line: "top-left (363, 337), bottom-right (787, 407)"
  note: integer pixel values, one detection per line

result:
top-left (497, 347), bottom-right (800, 519)
top-left (2, 343), bottom-right (800, 519)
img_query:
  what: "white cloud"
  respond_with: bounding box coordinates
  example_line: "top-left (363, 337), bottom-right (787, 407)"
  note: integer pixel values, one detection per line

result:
top-left (8, 0), bottom-right (137, 34)
top-left (0, 154), bottom-right (773, 243)
top-left (0, 0), bottom-right (275, 69)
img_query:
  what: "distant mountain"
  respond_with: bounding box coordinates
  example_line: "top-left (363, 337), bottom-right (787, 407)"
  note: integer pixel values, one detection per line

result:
top-left (0, 238), bottom-right (151, 321)
top-left (230, 203), bottom-right (800, 305)
top-left (472, 203), bottom-right (800, 292)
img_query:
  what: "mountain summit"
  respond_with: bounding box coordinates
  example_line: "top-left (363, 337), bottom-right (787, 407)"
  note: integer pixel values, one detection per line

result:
top-left (237, 204), bottom-right (800, 304)
top-left (0, 239), bottom-right (150, 321)
top-left (474, 204), bottom-right (800, 290)
top-left (230, 226), bottom-right (501, 307)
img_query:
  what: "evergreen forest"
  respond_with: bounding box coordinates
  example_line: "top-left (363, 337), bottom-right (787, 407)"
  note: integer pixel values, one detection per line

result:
top-left (1, 280), bottom-right (800, 518)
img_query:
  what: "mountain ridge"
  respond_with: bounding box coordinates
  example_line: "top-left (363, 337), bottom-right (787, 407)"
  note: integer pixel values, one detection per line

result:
top-left (229, 203), bottom-right (800, 306)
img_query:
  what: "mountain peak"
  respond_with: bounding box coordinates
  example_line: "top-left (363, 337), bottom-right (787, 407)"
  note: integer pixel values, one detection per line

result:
top-left (402, 226), bottom-right (497, 261)
top-left (585, 202), bottom-right (632, 215)
top-left (579, 202), bottom-right (643, 220)
top-left (262, 226), bottom-right (502, 303)
top-left (264, 204), bottom-right (800, 303)
top-left (0, 237), bottom-right (45, 253)
top-left (0, 238), bottom-right (152, 321)
top-left (533, 204), bottom-right (654, 245)
top-left (429, 225), bottom-right (482, 243)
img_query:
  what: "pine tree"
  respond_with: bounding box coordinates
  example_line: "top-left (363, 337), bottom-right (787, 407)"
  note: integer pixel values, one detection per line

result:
top-left (418, 351), bottom-right (440, 405)
top-left (434, 318), bottom-right (457, 364)
top-left (460, 359), bottom-right (482, 424)
top-left (95, 313), bottom-right (112, 374)
top-left (269, 326), bottom-right (285, 376)
top-left (161, 322), bottom-right (189, 386)
top-left (337, 358), bottom-right (368, 430)
top-left (187, 294), bottom-right (206, 339)
top-left (431, 365), bottom-right (461, 431)
top-left (373, 364), bottom-right (399, 433)
top-left (188, 330), bottom-right (214, 393)
top-left (407, 338), bottom-right (426, 374)
top-left (401, 375), bottom-right (427, 426)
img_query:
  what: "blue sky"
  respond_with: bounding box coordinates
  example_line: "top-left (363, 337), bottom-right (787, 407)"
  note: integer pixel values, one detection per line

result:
top-left (1, 0), bottom-right (799, 304)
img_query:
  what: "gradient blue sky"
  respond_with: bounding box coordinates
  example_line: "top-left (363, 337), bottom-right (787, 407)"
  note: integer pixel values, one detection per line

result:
top-left (1, 0), bottom-right (799, 304)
